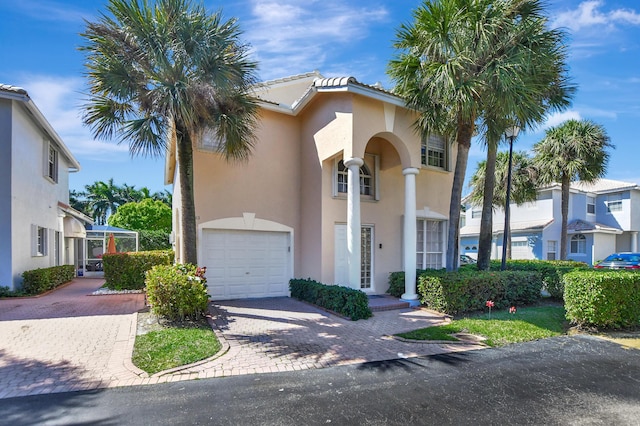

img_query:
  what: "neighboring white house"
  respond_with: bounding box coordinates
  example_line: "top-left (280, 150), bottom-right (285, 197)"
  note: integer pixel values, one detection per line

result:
top-left (0, 84), bottom-right (91, 291)
top-left (460, 178), bottom-right (640, 265)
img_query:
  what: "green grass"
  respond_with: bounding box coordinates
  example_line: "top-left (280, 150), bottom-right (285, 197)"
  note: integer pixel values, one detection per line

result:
top-left (397, 305), bottom-right (567, 347)
top-left (132, 322), bottom-right (221, 375)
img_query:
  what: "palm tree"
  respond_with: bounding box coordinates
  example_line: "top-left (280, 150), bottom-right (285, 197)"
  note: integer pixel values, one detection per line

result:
top-left (533, 119), bottom-right (613, 259)
top-left (468, 150), bottom-right (538, 259)
top-left (81, 0), bottom-right (259, 264)
top-left (84, 178), bottom-right (125, 224)
top-left (388, 0), bottom-right (573, 270)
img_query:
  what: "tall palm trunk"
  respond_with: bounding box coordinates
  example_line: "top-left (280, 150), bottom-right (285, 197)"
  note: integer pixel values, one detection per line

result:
top-left (477, 140), bottom-right (498, 270)
top-left (560, 173), bottom-right (570, 260)
top-left (446, 123), bottom-right (474, 271)
top-left (176, 126), bottom-right (198, 264)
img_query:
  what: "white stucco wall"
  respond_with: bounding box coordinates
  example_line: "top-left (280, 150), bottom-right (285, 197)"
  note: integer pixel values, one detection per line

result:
top-left (10, 102), bottom-right (71, 288)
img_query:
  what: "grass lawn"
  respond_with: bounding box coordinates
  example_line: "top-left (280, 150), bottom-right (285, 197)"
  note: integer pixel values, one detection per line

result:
top-left (397, 305), bottom-right (568, 347)
top-left (132, 320), bottom-right (221, 375)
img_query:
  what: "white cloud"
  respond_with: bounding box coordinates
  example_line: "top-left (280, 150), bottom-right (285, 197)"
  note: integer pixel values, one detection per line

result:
top-left (245, 0), bottom-right (388, 80)
top-left (18, 75), bottom-right (129, 158)
top-left (533, 110), bottom-right (583, 132)
top-left (553, 1), bottom-right (640, 32)
top-left (11, 0), bottom-right (90, 23)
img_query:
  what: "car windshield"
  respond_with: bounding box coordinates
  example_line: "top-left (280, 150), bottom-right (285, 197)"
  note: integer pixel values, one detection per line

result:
top-left (603, 253), bottom-right (640, 262)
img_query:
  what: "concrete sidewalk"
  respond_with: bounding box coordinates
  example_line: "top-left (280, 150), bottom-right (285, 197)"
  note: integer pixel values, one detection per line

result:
top-left (0, 279), bottom-right (484, 399)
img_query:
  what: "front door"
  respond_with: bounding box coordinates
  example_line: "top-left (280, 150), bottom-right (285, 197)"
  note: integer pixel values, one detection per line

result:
top-left (334, 224), bottom-right (374, 291)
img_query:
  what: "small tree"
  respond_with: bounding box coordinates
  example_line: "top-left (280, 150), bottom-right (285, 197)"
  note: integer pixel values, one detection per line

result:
top-left (108, 199), bottom-right (172, 233)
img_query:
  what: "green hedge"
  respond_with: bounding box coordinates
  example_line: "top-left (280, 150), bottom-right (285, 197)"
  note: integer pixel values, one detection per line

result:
top-left (21, 265), bottom-right (75, 295)
top-left (138, 230), bottom-right (171, 251)
top-left (487, 259), bottom-right (588, 299)
top-left (564, 270), bottom-right (640, 329)
top-left (387, 270), bottom-right (430, 297)
top-left (289, 278), bottom-right (372, 321)
top-left (103, 250), bottom-right (174, 290)
top-left (417, 269), bottom-right (541, 315)
top-left (145, 264), bottom-right (209, 321)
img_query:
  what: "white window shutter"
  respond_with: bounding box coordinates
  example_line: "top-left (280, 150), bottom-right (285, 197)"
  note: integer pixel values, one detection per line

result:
top-left (31, 224), bottom-right (38, 256)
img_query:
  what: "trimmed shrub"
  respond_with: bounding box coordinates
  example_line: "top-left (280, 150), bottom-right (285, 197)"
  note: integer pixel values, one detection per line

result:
top-left (290, 278), bottom-right (372, 321)
top-left (103, 250), bottom-right (174, 290)
top-left (487, 259), bottom-right (588, 299)
top-left (21, 265), bottom-right (75, 295)
top-left (417, 269), bottom-right (541, 315)
top-left (145, 264), bottom-right (209, 321)
top-left (564, 270), bottom-right (640, 329)
top-left (387, 270), bottom-right (429, 297)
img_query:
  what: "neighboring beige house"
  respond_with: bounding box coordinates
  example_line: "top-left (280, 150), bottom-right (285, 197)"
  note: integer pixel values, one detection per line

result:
top-left (166, 72), bottom-right (455, 302)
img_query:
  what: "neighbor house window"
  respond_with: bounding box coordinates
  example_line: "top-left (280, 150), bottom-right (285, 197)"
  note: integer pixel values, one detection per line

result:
top-left (547, 241), bottom-right (557, 260)
top-left (587, 196), bottom-right (595, 215)
top-left (416, 219), bottom-right (444, 269)
top-left (334, 154), bottom-right (378, 199)
top-left (421, 134), bottom-right (447, 169)
top-left (32, 225), bottom-right (47, 256)
top-left (570, 234), bottom-right (586, 254)
top-left (606, 194), bottom-right (622, 213)
top-left (471, 209), bottom-right (481, 219)
top-left (45, 142), bottom-right (58, 183)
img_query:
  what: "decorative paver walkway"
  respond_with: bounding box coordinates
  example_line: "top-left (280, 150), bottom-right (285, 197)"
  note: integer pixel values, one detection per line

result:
top-left (0, 279), bottom-right (484, 399)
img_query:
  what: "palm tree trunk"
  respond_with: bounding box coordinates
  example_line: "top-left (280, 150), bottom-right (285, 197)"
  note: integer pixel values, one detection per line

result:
top-left (560, 173), bottom-right (570, 260)
top-left (477, 140), bottom-right (498, 270)
top-left (506, 228), bottom-right (512, 259)
top-left (176, 127), bottom-right (198, 265)
top-left (446, 123), bottom-right (473, 271)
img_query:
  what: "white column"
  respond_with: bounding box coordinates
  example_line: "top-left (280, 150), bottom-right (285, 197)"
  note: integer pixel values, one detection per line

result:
top-left (633, 231), bottom-right (639, 252)
top-left (402, 167), bottom-right (420, 303)
top-left (345, 157), bottom-right (363, 290)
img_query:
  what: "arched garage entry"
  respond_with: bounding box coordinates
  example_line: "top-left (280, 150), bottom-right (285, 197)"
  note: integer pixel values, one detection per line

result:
top-left (198, 213), bottom-right (294, 300)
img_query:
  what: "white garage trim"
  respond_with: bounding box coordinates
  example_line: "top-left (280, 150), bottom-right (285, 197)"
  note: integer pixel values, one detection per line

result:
top-left (198, 213), bottom-right (294, 300)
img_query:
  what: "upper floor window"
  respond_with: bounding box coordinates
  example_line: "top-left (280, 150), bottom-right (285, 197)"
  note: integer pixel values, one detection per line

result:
top-left (471, 209), bottom-right (482, 219)
top-left (587, 196), bottom-right (595, 215)
top-left (570, 234), bottom-right (586, 254)
top-left (45, 142), bottom-right (58, 183)
top-left (421, 134), bottom-right (447, 169)
top-left (334, 154), bottom-right (378, 200)
top-left (197, 128), bottom-right (223, 152)
top-left (606, 194), bottom-right (622, 213)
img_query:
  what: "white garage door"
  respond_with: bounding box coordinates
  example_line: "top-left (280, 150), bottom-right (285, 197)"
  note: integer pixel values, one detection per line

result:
top-left (201, 229), bottom-right (290, 300)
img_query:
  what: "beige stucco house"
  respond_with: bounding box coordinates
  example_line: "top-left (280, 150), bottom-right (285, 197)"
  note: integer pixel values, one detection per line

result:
top-left (165, 72), bottom-right (455, 302)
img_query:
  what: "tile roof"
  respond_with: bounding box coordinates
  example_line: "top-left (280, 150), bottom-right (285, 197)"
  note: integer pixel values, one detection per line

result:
top-left (0, 84), bottom-right (27, 95)
top-left (460, 219), bottom-right (553, 237)
top-left (571, 178), bottom-right (639, 194)
top-left (566, 219), bottom-right (622, 234)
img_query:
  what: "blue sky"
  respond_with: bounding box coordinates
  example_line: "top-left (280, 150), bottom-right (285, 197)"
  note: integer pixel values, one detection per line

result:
top-left (1, 0), bottom-right (639, 195)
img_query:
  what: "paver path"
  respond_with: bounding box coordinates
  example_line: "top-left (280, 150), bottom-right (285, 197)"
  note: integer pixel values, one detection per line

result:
top-left (0, 280), bottom-right (484, 399)
top-left (174, 298), bottom-right (484, 378)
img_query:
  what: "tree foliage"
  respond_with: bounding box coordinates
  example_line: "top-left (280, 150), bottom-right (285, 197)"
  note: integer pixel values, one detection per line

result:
top-left (388, 0), bottom-right (573, 270)
top-left (108, 198), bottom-right (172, 232)
top-left (81, 0), bottom-right (259, 264)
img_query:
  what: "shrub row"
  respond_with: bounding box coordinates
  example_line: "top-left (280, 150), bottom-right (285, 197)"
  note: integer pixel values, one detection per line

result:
top-left (387, 270), bottom-right (429, 298)
top-left (486, 259), bottom-right (588, 299)
top-left (417, 269), bottom-right (541, 315)
top-left (103, 250), bottom-right (174, 290)
top-left (564, 270), bottom-right (640, 329)
top-left (289, 278), bottom-right (372, 321)
top-left (21, 265), bottom-right (75, 295)
top-left (145, 264), bottom-right (209, 321)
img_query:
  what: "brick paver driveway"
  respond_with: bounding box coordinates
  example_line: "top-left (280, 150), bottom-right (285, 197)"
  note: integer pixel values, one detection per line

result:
top-left (0, 279), bottom-right (145, 399)
top-left (0, 281), bottom-right (484, 399)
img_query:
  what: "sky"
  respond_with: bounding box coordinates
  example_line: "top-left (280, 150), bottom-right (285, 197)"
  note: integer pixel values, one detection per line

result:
top-left (1, 0), bottom-right (639, 196)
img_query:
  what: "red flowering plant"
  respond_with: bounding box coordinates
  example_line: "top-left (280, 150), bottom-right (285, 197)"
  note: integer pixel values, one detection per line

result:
top-left (486, 300), bottom-right (495, 318)
top-left (509, 306), bottom-right (517, 314)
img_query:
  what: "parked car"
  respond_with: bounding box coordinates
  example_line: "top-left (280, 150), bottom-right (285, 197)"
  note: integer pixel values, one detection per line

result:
top-left (593, 253), bottom-right (640, 270)
top-left (460, 254), bottom-right (477, 265)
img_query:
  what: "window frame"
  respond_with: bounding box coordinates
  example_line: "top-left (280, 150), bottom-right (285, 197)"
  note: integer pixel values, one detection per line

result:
top-left (333, 154), bottom-right (379, 200)
top-left (44, 140), bottom-right (59, 183)
top-left (606, 194), bottom-right (622, 213)
top-left (587, 196), bottom-right (595, 215)
top-left (421, 134), bottom-right (448, 170)
top-left (570, 234), bottom-right (587, 255)
top-left (32, 225), bottom-right (48, 257)
top-left (547, 240), bottom-right (557, 260)
top-left (416, 219), bottom-right (444, 270)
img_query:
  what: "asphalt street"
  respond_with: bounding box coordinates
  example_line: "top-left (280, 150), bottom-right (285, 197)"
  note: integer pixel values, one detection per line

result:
top-left (1, 335), bottom-right (639, 425)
